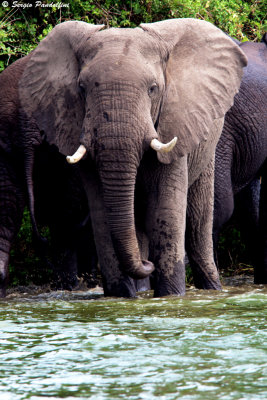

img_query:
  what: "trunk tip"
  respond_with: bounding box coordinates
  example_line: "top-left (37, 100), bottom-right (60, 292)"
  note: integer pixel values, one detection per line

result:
top-left (128, 260), bottom-right (155, 280)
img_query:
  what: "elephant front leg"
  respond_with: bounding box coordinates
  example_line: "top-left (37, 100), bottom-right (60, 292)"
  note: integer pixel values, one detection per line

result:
top-left (186, 157), bottom-right (222, 290)
top-left (146, 159), bottom-right (188, 297)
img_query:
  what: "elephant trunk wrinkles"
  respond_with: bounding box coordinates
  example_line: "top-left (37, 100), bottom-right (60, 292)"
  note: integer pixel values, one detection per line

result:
top-left (97, 140), bottom-right (154, 280)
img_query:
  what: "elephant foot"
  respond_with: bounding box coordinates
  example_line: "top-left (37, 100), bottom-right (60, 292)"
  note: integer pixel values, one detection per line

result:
top-left (191, 261), bottom-right (222, 290)
top-left (102, 275), bottom-right (137, 298)
top-left (154, 260), bottom-right (186, 297)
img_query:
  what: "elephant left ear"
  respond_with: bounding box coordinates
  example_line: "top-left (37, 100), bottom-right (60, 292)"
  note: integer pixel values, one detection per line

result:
top-left (141, 19), bottom-right (247, 163)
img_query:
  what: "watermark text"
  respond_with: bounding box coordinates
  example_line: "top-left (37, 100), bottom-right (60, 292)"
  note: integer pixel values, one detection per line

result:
top-left (2, 1), bottom-right (70, 8)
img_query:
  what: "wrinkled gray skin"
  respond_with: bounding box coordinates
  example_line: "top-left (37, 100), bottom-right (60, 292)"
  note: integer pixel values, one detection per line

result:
top-left (0, 56), bottom-right (98, 297)
top-left (18, 19), bottom-right (246, 297)
top-left (214, 34), bottom-right (267, 283)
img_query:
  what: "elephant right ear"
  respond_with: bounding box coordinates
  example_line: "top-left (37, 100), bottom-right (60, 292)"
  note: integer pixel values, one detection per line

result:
top-left (141, 19), bottom-right (247, 163)
top-left (19, 21), bottom-right (104, 156)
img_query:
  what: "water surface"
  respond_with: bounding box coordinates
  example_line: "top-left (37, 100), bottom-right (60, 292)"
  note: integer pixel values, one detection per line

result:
top-left (0, 281), bottom-right (266, 399)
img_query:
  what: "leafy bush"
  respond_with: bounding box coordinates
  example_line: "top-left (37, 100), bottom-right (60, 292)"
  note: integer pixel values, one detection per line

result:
top-left (171, 0), bottom-right (266, 40)
top-left (9, 209), bottom-right (52, 286)
top-left (0, 0), bottom-right (266, 71)
top-left (216, 220), bottom-right (254, 276)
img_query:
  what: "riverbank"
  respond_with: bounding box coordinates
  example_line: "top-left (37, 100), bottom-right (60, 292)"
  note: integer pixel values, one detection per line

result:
top-left (4, 273), bottom-right (259, 300)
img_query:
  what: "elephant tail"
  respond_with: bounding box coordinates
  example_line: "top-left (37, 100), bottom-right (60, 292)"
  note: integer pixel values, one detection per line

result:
top-left (24, 147), bottom-right (48, 248)
top-left (19, 110), bottom-right (47, 247)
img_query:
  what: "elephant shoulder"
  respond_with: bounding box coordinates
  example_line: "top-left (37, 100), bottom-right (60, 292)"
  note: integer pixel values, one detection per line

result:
top-left (0, 54), bottom-right (34, 152)
top-left (0, 55), bottom-right (32, 114)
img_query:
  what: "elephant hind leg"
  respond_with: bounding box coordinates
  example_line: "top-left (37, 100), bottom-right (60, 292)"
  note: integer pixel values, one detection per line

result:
top-left (213, 176), bottom-right (235, 255)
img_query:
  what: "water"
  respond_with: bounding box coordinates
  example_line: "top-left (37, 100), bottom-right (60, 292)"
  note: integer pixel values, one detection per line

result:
top-left (0, 281), bottom-right (266, 400)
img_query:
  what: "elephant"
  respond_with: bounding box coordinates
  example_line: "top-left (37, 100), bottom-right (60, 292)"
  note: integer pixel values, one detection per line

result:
top-left (12, 18), bottom-right (247, 298)
top-left (0, 55), bottom-right (98, 297)
top-left (213, 33), bottom-right (267, 283)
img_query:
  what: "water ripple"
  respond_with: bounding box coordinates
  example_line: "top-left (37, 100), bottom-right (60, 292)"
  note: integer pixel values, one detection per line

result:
top-left (0, 284), bottom-right (266, 399)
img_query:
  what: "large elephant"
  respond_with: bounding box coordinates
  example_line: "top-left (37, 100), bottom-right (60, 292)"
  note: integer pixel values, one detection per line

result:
top-left (16, 18), bottom-right (246, 297)
top-left (213, 34), bottom-right (267, 283)
top-left (0, 55), bottom-right (98, 297)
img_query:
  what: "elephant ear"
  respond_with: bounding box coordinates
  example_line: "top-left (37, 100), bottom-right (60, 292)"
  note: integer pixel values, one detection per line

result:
top-left (19, 21), bottom-right (103, 156)
top-left (141, 19), bottom-right (247, 163)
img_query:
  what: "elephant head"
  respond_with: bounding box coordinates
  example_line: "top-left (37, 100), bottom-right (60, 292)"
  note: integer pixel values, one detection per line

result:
top-left (19, 19), bottom-right (246, 281)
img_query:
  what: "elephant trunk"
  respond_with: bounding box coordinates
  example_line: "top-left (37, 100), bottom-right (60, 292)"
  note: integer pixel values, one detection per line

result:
top-left (96, 141), bottom-right (154, 280)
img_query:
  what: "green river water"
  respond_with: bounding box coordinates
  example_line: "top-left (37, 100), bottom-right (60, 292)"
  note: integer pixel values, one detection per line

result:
top-left (0, 279), bottom-right (266, 400)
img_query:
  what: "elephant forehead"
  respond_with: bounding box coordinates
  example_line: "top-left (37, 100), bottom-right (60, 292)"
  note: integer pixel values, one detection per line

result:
top-left (81, 27), bottom-right (162, 65)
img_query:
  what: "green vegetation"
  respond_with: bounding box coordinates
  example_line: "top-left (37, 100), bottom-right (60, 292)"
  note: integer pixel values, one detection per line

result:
top-left (0, 0), bottom-right (266, 71)
top-left (216, 220), bottom-right (254, 277)
top-left (8, 209), bottom-right (52, 286)
top-left (1, 0), bottom-right (265, 285)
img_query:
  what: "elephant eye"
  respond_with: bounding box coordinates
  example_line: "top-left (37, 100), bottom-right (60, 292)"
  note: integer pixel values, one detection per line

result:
top-left (148, 83), bottom-right (158, 97)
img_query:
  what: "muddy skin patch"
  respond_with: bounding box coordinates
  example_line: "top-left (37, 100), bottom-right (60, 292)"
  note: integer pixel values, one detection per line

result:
top-left (154, 260), bottom-right (186, 297)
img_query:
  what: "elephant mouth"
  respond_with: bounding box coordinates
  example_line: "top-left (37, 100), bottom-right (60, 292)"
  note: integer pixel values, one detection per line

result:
top-left (66, 136), bottom-right (177, 164)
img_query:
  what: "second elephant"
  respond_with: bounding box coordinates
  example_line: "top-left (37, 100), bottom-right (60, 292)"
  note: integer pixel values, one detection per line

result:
top-left (214, 34), bottom-right (267, 283)
top-left (0, 55), bottom-right (98, 296)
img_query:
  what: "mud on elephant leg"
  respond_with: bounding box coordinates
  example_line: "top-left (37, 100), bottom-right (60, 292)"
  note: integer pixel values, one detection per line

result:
top-left (186, 157), bottom-right (222, 290)
top-left (145, 158), bottom-right (188, 297)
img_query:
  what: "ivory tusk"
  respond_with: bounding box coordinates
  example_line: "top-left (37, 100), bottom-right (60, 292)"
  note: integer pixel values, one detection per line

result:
top-left (150, 137), bottom-right (177, 153)
top-left (66, 144), bottom-right (87, 164)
